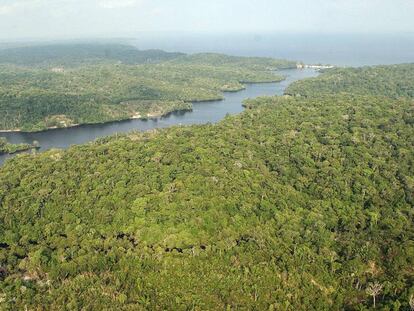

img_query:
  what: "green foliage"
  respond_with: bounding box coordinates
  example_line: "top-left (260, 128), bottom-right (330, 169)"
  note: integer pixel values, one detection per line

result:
top-left (285, 64), bottom-right (414, 98)
top-left (170, 52), bottom-right (297, 71)
top-left (0, 64), bottom-right (413, 309)
top-left (0, 137), bottom-right (35, 155)
top-left (0, 43), bottom-right (185, 67)
top-left (0, 45), bottom-right (292, 132)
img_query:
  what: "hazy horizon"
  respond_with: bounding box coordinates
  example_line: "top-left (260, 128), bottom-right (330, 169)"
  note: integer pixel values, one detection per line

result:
top-left (1, 32), bottom-right (413, 67)
top-left (0, 1), bottom-right (413, 67)
top-left (0, 0), bottom-right (413, 40)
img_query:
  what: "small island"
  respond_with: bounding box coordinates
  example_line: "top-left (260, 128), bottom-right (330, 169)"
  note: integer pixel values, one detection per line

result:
top-left (0, 137), bottom-right (40, 155)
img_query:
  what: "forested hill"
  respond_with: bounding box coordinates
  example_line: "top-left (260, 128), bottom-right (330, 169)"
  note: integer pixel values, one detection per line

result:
top-left (0, 44), bottom-right (294, 132)
top-left (170, 52), bottom-right (297, 70)
top-left (0, 64), bottom-right (413, 309)
top-left (285, 63), bottom-right (414, 98)
top-left (0, 43), bottom-right (185, 67)
top-left (0, 43), bottom-right (296, 69)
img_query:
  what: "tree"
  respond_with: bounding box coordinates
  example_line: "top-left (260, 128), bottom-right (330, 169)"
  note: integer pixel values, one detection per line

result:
top-left (366, 282), bottom-right (383, 308)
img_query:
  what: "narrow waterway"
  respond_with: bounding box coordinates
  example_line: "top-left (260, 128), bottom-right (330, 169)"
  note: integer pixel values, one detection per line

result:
top-left (0, 68), bottom-right (318, 166)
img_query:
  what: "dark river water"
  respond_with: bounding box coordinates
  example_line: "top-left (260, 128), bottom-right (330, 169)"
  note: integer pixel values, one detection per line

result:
top-left (0, 68), bottom-right (318, 166)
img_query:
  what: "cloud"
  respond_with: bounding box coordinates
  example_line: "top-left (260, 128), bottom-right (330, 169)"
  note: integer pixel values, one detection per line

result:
top-left (0, 0), bottom-right (27, 15)
top-left (0, 0), bottom-right (413, 38)
top-left (0, 4), bottom-right (15, 15)
top-left (98, 0), bottom-right (143, 9)
top-left (0, 0), bottom-right (46, 15)
top-left (0, 0), bottom-right (145, 15)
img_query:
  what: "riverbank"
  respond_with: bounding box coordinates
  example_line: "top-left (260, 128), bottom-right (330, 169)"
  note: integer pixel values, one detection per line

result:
top-left (0, 49), bottom-right (293, 133)
top-left (0, 102), bottom-right (196, 134)
top-left (0, 78), bottom-right (284, 133)
top-left (0, 68), bottom-right (319, 166)
top-left (0, 106), bottom-right (195, 134)
top-left (0, 137), bottom-right (40, 155)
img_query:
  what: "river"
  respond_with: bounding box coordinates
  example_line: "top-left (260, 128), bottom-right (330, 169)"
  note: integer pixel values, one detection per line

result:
top-left (0, 68), bottom-right (318, 166)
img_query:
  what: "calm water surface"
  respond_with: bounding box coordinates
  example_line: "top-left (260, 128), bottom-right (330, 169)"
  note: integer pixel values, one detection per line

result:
top-left (0, 68), bottom-right (318, 166)
top-left (132, 33), bottom-right (414, 67)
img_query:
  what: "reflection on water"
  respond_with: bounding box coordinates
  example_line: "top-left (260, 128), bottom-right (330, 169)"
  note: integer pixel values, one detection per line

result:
top-left (0, 69), bottom-right (318, 166)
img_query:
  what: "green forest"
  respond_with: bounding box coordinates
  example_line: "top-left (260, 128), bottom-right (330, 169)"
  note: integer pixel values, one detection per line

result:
top-left (285, 64), bottom-right (414, 98)
top-left (0, 44), bottom-right (295, 132)
top-left (0, 137), bottom-right (37, 155)
top-left (0, 64), bottom-right (413, 310)
top-left (0, 43), bottom-right (185, 67)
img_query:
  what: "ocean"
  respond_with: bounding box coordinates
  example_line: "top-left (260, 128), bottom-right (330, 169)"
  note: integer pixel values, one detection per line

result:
top-left (132, 32), bottom-right (414, 67)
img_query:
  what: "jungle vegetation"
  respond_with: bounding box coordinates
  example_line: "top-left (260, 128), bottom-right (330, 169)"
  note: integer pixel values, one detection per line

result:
top-left (0, 44), bottom-right (295, 132)
top-left (0, 137), bottom-right (38, 155)
top-left (0, 43), bottom-right (185, 67)
top-left (0, 64), bottom-right (413, 310)
top-left (285, 64), bottom-right (414, 98)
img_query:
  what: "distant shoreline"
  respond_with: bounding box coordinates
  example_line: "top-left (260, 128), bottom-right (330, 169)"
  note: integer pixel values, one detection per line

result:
top-left (296, 63), bottom-right (335, 70)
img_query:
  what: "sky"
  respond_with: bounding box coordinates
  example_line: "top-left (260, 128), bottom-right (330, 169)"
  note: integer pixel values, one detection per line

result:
top-left (0, 0), bottom-right (413, 40)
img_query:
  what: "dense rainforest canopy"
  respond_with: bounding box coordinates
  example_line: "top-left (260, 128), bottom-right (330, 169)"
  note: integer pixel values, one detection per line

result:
top-left (0, 43), bottom-right (185, 67)
top-left (0, 137), bottom-right (37, 155)
top-left (285, 64), bottom-right (414, 98)
top-left (0, 43), bottom-right (295, 132)
top-left (0, 64), bottom-right (413, 310)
